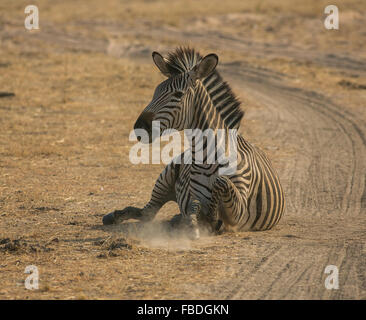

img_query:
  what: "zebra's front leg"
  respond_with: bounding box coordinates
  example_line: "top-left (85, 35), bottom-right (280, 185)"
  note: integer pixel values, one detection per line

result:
top-left (196, 198), bottom-right (222, 235)
top-left (103, 161), bottom-right (179, 225)
top-left (187, 200), bottom-right (201, 240)
top-left (102, 205), bottom-right (157, 225)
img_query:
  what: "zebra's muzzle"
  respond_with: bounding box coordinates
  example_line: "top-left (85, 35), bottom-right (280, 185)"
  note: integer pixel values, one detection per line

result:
top-left (134, 112), bottom-right (154, 143)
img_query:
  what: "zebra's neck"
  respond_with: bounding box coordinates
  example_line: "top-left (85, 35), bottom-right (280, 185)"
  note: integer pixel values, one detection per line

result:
top-left (187, 80), bottom-right (231, 166)
top-left (201, 70), bottom-right (243, 130)
top-left (191, 80), bottom-right (227, 131)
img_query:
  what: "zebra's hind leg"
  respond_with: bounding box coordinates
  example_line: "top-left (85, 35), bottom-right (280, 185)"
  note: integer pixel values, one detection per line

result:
top-left (202, 176), bottom-right (248, 232)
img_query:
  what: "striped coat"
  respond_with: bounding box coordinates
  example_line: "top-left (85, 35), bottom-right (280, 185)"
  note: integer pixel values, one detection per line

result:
top-left (103, 47), bottom-right (285, 235)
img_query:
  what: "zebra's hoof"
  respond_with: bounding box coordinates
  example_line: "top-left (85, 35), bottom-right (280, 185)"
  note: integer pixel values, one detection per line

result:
top-left (102, 212), bottom-right (115, 225)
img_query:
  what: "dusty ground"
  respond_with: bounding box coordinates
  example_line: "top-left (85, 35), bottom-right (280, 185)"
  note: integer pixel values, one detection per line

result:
top-left (0, 0), bottom-right (366, 299)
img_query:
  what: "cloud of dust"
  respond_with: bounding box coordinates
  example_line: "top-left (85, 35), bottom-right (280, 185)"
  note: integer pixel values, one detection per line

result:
top-left (118, 220), bottom-right (212, 251)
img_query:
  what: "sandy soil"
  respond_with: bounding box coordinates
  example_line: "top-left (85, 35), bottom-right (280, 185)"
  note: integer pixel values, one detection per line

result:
top-left (0, 0), bottom-right (365, 299)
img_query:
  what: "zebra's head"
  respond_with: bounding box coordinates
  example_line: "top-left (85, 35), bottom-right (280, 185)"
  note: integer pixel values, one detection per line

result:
top-left (134, 49), bottom-right (219, 143)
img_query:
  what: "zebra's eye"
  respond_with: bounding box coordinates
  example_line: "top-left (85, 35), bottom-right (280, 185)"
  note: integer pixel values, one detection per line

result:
top-left (173, 91), bottom-right (184, 99)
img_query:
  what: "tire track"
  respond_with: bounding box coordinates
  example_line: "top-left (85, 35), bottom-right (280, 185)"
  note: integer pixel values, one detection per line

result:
top-left (225, 244), bottom-right (283, 299)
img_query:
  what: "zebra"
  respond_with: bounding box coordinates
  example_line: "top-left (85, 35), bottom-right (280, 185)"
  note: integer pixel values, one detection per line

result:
top-left (103, 47), bottom-right (285, 238)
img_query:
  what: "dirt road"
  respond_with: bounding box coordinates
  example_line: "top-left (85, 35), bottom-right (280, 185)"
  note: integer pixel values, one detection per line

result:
top-left (0, 0), bottom-right (365, 299)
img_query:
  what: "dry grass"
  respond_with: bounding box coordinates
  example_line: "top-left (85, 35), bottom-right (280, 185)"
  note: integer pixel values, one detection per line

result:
top-left (1, 0), bottom-right (365, 299)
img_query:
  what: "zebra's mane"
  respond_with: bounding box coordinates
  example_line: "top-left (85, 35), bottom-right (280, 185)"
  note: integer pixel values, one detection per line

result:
top-left (165, 47), bottom-right (244, 130)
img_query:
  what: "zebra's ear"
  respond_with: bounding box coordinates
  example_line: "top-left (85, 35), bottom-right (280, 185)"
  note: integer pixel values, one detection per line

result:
top-left (195, 53), bottom-right (218, 79)
top-left (152, 51), bottom-right (171, 77)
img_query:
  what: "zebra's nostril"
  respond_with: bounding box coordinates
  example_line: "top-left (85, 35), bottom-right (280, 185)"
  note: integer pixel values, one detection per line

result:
top-left (134, 112), bottom-right (154, 133)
